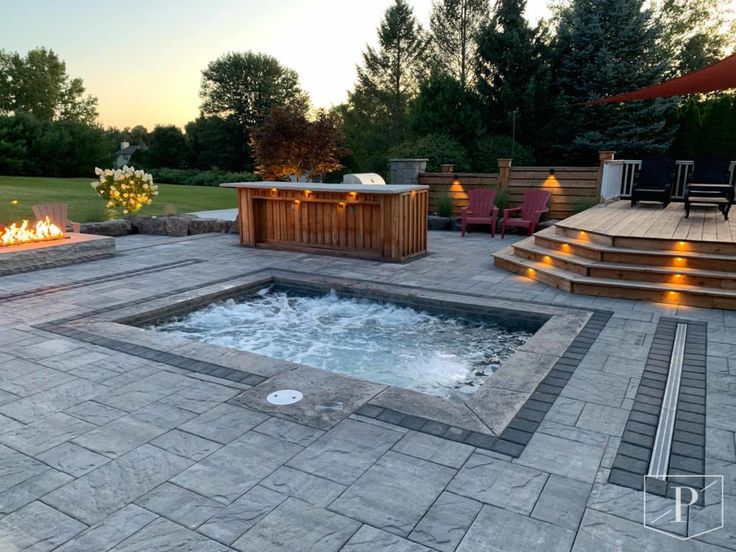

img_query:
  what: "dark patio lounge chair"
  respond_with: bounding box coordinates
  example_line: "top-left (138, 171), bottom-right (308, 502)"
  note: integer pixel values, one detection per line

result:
top-left (630, 158), bottom-right (675, 208)
top-left (685, 157), bottom-right (734, 220)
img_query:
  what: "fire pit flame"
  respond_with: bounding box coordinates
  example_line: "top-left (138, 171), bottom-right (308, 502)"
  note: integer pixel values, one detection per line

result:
top-left (0, 217), bottom-right (66, 247)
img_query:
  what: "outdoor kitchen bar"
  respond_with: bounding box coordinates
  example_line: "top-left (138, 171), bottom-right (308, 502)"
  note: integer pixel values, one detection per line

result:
top-left (222, 182), bottom-right (429, 261)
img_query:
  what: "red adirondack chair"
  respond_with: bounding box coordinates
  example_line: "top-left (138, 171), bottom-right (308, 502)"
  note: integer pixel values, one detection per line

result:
top-left (501, 190), bottom-right (551, 238)
top-left (461, 189), bottom-right (498, 237)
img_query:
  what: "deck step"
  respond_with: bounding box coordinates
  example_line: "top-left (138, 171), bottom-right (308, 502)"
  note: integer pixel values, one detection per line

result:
top-left (535, 228), bottom-right (736, 271)
top-left (494, 247), bottom-right (736, 309)
top-left (512, 238), bottom-right (736, 289)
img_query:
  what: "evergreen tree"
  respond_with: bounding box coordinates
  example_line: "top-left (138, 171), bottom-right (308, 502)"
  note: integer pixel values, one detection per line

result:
top-left (698, 95), bottom-right (736, 157)
top-left (429, 0), bottom-right (490, 89)
top-left (551, 0), bottom-right (674, 161)
top-left (670, 99), bottom-right (701, 159)
top-left (408, 70), bottom-right (483, 147)
top-left (656, 0), bottom-right (732, 76)
top-left (475, 0), bottom-right (552, 156)
top-left (353, 0), bottom-right (430, 147)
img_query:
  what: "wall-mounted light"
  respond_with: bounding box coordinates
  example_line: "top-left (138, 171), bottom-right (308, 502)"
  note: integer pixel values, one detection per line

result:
top-left (338, 202), bottom-right (346, 209)
top-left (348, 192), bottom-right (358, 200)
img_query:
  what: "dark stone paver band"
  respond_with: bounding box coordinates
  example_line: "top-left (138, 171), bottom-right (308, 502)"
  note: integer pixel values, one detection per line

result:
top-left (608, 316), bottom-right (708, 501)
top-left (357, 310), bottom-right (614, 457)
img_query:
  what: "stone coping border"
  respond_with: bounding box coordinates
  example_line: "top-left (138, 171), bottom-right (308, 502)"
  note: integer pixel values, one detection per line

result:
top-left (608, 317), bottom-right (708, 503)
top-left (35, 269), bottom-right (610, 446)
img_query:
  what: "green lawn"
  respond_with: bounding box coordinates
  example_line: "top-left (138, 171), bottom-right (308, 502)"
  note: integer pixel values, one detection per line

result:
top-left (0, 175), bottom-right (237, 225)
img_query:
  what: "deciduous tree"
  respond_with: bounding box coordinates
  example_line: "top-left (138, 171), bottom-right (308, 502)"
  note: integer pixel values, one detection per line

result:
top-left (0, 48), bottom-right (98, 124)
top-left (185, 115), bottom-right (248, 171)
top-left (429, 0), bottom-right (489, 89)
top-left (656, 0), bottom-right (733, 76)
top-left (251, 106), bottom-right (347, 181)
top-left (199, 52), bottom-right (308, 128)
top-left (133, 125), bottom-right (190, 169)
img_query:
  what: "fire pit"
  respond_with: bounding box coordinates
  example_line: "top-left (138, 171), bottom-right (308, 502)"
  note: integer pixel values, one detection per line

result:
top-left (0, 217), bottom-right (115, 276)
top-left (0, 217), bottom-right (66, 247)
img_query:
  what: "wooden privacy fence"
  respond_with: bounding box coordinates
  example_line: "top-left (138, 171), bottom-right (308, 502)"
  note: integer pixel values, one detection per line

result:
top-left (418, 166), bottom-right (599, 220)
top-left (508, 166), bottom-right (599, 220)
top-left (418, 173), bottom-right (499, 216)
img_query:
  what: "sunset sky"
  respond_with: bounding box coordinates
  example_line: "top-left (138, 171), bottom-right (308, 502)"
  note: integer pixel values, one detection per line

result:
top-left (1, 0), bottom-right (551, 129)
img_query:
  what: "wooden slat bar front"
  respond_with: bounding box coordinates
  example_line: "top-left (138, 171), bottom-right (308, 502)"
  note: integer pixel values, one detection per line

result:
top-left (222, 182), bottom-right (429, 261)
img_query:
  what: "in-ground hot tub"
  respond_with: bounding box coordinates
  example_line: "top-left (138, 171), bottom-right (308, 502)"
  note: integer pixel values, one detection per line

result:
top-left (54, 270), bottom-right (594, 437)
top-left (151, 286), bottom-right (534, 400)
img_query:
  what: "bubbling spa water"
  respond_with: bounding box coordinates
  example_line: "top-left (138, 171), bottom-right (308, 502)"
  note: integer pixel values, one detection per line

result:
top-left (153, 288), bottom-right (531, 399)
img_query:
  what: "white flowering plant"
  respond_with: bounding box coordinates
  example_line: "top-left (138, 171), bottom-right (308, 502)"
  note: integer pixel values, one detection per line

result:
top-left (91, 166), bottom-right (158, 215)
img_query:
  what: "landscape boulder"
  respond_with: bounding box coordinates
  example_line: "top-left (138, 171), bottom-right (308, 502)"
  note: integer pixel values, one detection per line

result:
top-left (79, 219), bottom-right (133, 237)
top-left (189, 218), bottom-right (232, 235)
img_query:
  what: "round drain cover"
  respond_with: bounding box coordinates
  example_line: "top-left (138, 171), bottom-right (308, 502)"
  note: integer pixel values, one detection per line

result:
top-left (267, 389), bottom-right (303, 405)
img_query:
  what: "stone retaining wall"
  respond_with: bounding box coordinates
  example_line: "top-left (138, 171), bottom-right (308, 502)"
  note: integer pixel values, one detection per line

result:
top-left (80, 215), bottom-right (238, 238)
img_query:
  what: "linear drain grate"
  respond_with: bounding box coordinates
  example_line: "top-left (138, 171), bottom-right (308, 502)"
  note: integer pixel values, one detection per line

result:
top-left (648, 323), bottom-right (687, 479)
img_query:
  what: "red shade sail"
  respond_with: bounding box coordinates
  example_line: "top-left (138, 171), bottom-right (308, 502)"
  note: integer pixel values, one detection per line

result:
top-left (589, 53), bottom-right (736, 104)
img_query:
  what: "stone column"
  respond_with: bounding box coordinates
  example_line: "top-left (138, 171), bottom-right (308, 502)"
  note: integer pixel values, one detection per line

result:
top-left (597, 151), bottom-right (616, 201)
top-left (389, 159), bottom-right (429, 185)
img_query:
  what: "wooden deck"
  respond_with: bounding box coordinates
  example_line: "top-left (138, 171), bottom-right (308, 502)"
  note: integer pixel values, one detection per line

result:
top-left (494, 200), bottom-right (736, 309)
top-left (558, 200), bottom-right (736, 245)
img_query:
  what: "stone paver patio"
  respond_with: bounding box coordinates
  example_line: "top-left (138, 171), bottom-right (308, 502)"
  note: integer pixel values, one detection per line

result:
top-left (0, 230), bottom-right (735, 551)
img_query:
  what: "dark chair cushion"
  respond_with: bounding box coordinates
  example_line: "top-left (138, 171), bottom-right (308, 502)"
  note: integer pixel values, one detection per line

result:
top-left (693, 156), bottom-right (731, 184)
